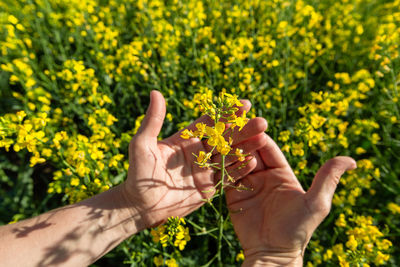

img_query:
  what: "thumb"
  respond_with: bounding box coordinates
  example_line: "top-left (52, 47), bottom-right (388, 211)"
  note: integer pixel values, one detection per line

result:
top-left (136, 90), bottom-right (166, 139)
top-left (306, 156), bottom-right (357, 216)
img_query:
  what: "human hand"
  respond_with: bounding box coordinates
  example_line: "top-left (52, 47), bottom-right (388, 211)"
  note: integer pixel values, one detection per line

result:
top-left (226, 134), bottom-right (357, 266)
top-left (121, 91), bottom-right (268, 229)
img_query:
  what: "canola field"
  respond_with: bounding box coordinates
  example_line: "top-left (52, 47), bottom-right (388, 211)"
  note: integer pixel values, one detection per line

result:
top-left (0, 0), bottom-right (399, 266)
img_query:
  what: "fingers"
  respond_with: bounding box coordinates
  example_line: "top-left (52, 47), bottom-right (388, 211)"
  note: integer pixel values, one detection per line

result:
top-left (136, 90), bottom-right (166, 140)
top-left (252, 150), bottom-right (266, 172)
top-left (184, 114), bottom-right (214, 132)
top-left (258, 134), bottom-right (290, 169)
top-left (211, 133), bottom-right (268, 166)
top-left (222, 99), bottom-right (252, 122)
top-left (214, 156), bottom-right (257, 186)
top-left (239, 100), bottom-right (251, 114)
top-left (228, 117), bottom-right (268, 146)
top-left (305, 156), bottom-right (357, 217)
top-left (206, 117), bottom-right (267, 157)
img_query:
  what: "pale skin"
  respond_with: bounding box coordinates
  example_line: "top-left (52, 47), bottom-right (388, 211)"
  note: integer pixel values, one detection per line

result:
top-left (0, 91), bottom-right (269, 266)
top-left (226, 134), bottom-right (357, 266)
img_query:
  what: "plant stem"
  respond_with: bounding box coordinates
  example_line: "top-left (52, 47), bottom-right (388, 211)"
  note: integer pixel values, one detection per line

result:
top-left (217, 155), bottom-right (225, 267)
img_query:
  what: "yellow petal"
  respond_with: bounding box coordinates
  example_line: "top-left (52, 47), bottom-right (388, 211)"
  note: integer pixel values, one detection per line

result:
top-left (215, 122), bottom-right (225, 134)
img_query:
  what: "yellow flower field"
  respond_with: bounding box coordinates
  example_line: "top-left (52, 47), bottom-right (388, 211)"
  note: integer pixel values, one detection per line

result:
top-left (0, 0), bottom-right (399, 266)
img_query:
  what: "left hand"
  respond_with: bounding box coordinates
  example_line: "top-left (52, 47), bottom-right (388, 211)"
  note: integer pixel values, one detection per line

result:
top-left (122, 90), bottom-right (268, 228)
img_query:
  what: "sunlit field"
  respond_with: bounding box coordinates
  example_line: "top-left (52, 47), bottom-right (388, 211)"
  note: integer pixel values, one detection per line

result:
top-left (0, 0), bottom-right (399, 266)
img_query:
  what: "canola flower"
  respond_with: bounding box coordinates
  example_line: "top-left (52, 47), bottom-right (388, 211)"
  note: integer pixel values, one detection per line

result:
top-left (180, 90), bottom-right (250, 266)
top-left (181, 90), bottom-right (249, 182)
top-left (150, 217), bottom-right (191, 265)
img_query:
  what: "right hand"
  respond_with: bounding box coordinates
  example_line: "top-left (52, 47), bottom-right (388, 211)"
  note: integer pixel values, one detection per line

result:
top-left (226, 133), bottom-right (357, 266)
top-left (123, 91), bottom-right (268, 229)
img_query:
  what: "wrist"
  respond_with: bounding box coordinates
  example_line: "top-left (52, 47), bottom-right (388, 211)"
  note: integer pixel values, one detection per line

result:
top-left (242, 249), bottom-right (303, 267)
top-left (111, 183), bottom-right (147, 235)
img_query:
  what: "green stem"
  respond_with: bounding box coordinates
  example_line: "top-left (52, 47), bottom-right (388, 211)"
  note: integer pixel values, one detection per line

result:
top-left (217, 155), bottom-right (225, 267)
top-left (207, 199), bottom-right (221, 217)
top-left (186, 219), bottom-right (218, 239)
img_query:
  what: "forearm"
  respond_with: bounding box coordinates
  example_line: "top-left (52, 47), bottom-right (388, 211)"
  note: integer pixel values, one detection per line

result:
top-left (0, 183), bottom-right (143, 267)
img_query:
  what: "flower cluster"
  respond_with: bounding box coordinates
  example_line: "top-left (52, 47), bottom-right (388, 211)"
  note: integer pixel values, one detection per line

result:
top-left (330, 215), bottom-right (391, 266)
top-left (0, 111), bottom-right (49, 167)
top-left (181, 90), bottom-right (249, 171)
top-left (180, 90), bottom-right (250, 265)
top-left (151, 217), bottom-right (190, 266)
top-left (151, 217), bottom-right (191, 251)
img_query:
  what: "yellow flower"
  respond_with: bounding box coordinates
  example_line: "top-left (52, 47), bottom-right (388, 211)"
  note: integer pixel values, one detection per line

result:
top-left (374, 168), bottom-right (380, 178)
top-left (310, 114), bottom-right (326, 129)
top-left (70, 177), bottom-right (80, 187)
top-left (218, 141), bottom-right (231, 155)
top-left (174, 237), bottom-right (187, 250)
top-left (8, 15), bottom-right (18, 24)
top-left (278, 130), bottom-right (291, 142)
top-left (180, 129), bottom-right (194, 139)
top-left (205, 122), bottom-right (225, 147)
top-left (377, 239), bottom-right (392, 250)
top-left (388, 202), bottom-right (400, 214)
top-left (195, 151), bottom-right (212, 167)
top-left (291, 142), bottom-right (304, 156)
top-left (364, 243), bottom-right (373, 252)
top-left (194, 122), bottom-right (207, 139)
top-left (133, 114), bottom-right (145, 135)
top-left (232, 110), bottom-right (248, 131)
top-left (166, 113), bottom-right (173, 121)
top-left (53, 131), bottom-right (68, 149)
top-left (335, 213), bottom-right (347, 227)
top-left (153, 255), bottom-right (164, 267)
top-left (297, 160), bottom-right (307, 170)
top-left (109, 154), bottom-right (124, 168)
top-left (355, 147), bottom-right (366, 154)
top-left (150, 229), bottom-right (159, 242)
top-left (205, 123), bottom-right (232, 155)
top-left (236, 250), bottom-right (245, 262)
top-left (323, 249), bottom-right (333, 261)
top-left (371, 133), bottom-right (380, 144)
top-left (0, 138), bottom-right (14, 151)
top-left (235, 148), bottom-right (245, 161)
top-left (30, 154), bottom-right (46, 167)
top-left (16, 110), bottom-right (26, 122)
top-left (338, 256), bottom-right (350, 267)
top-left (282, 144), bottom-right (290, 153)
top-left (374, 251), bottom-right (390, 265)
top-left (272, 59), bottom-right (279, 67)
top-left (165, 258), bottom-right (178, 267)
top-left (215, 121), bottom-right (225, 134)
top-left (151, 225), bottom-right (168, 244)
top-left (221, 92), bottom-right (243, 107)
top-left (346, 235), bottom-right (358, 250)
